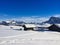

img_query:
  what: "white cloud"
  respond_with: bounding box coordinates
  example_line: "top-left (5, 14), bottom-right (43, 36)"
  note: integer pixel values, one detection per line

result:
top-left (1, 14), bottom-right (60, 23)
top-left (11, 14), bottom-right (60, 23)
top-left (53, 14), bottom-right (60, 17)
top-left (10, 16), bottom-right (49, 23)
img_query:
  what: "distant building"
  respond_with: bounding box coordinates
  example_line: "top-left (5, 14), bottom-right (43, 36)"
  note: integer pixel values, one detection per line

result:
top-left (10, 26), bottom-right (24, 30)
top-left (48, 24), bottom-right (60, 32)
top-left (36, 23), bottom-right (51, 31)
top-left (22, 23), bottom-right (51, 31)
top-left (22, 24), bottom-right (38, 31)
top-left (1, 21), bottom-right (9, 26)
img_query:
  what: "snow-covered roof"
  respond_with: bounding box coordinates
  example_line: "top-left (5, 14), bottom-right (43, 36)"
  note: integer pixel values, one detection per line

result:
top-left (12, 22), bottom-right (16, 24)
top-left (5, 21), bottom-right (11, 23)
top-left (37, 23), bottom-right (51, 27)
top-left (55, 24), bottom-right (60, 27)
top-left (25, 24), bottom-right (36, 28)
top-left (24, 23), bottom-right (51, 28)
top-left (10, 26), bottom-right (24, 29)
top-left (42, 23), bottom-right (51, 27)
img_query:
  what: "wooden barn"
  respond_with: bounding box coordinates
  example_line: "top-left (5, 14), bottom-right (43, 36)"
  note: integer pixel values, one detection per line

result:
top-left (22, 23), bottom-right (51, 31)
top-left (22, 24), bottom-right (37, 31)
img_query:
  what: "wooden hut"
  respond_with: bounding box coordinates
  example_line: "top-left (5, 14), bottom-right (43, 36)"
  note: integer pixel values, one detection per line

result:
top-left (22, 24), bottom-right (37, 31)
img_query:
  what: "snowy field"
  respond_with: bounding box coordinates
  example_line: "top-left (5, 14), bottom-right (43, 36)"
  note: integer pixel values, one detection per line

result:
top-left (0, 25), bottom-right (60, 45)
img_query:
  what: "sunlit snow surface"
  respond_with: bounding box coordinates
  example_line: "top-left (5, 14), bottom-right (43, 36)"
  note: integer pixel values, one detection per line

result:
top-left (0, 25), bottom-right (60, 45)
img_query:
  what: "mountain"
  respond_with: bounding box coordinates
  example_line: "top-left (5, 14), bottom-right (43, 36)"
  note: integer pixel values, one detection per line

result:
top-left (44, 17), bottom-right (60, 24)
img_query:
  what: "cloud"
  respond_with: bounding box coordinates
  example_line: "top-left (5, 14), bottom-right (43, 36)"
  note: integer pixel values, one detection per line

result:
top-left (53, 14), bottom-right (60, 17)
top-left (10, 16), bottom-right (49, 23)
top-left (1, 14), bottom-right (60, 23)
top-left (11, 14), bottom-right (60, 23)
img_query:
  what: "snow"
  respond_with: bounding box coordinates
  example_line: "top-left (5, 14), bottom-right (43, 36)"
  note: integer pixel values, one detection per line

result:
top-left (36, 23), bottom-right (51, 28)
top-left (15, 16), bottom-right (49, 23)
top-left (55, 24), bottom-right (60, 27)
top-left (0, 25), bottom-right (60, 45)
top-left (10, 26), bottom-right (24, 30)
top-left (25, 24), bottom-right (36, 28)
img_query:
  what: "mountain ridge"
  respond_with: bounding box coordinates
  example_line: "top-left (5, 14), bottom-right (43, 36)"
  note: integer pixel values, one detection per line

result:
top-left (44, 16), bottom-right (60, 24)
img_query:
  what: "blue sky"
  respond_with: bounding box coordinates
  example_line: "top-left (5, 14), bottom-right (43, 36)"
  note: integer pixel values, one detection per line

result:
top-left (0, 0), bottom-right (60, 20)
